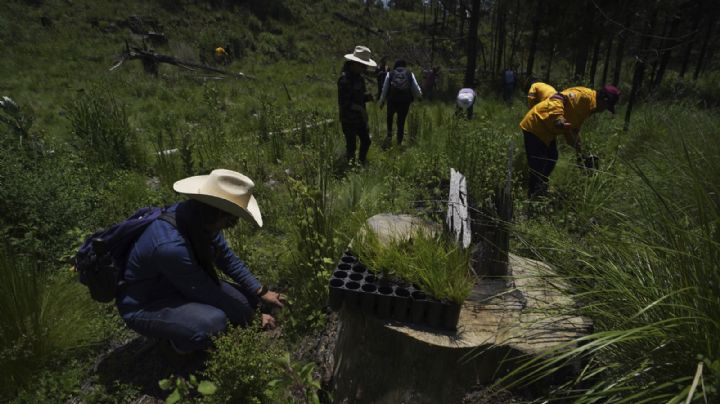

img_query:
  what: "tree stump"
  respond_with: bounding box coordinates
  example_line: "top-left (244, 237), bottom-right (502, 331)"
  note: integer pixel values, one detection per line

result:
top-left (332, 214), bottom-right (590, 403)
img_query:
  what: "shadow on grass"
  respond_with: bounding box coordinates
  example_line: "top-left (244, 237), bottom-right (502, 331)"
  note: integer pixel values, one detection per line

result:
top-left (94, 336), bottom-right (208, 398)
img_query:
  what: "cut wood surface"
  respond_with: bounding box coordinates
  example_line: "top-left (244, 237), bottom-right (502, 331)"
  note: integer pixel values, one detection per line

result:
top-left (332, 213), bottom-right (590, 403)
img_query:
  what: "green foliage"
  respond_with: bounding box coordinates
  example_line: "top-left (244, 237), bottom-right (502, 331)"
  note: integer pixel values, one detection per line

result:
top-left (0, 96), bottom-right (35, 148)
top-left (446, 116), bottom-right (512, 208)
top-left (499, 102), bottom-right (720, 402)
top-left (158, 374), bottom-right (217, 404)
top-left (0, 247), bottom-right (99, 400)
top-left (354, 228), bottom-right (473, 303)
top-left (283, 175), bottom-right (338, 333)
top-left (266, 352), bottom-right (323, 404)
top-left (67, 90), bottom-right (147, 170)
top-left (204, 324), bottom-right (284, 403)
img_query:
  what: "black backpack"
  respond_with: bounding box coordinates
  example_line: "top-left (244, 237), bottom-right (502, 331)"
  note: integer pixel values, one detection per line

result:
top-left (388, 67), bottom-right (413, 103)
top-left (74, 207), bottom-right (175, 302)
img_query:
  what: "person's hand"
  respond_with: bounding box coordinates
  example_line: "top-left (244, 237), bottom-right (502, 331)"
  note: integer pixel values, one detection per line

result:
top-left (261, 313), bottom-right (276, 330)
top-left (555, 118), bottom-right (572, 130)
top-left (260, 290), bottom-right (285, 309)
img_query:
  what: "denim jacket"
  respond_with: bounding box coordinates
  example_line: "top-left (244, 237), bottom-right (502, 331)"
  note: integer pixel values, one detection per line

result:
top-left (117, 203), bottom-right (261, 319)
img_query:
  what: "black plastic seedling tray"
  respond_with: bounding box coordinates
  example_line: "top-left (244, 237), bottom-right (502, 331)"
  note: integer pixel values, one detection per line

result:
top-left (327, 251), bottom-right (461, 330)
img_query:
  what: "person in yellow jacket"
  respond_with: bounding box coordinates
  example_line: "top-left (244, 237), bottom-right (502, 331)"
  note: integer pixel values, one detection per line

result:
top-left (519, 85), bottom-right (620, 198)
top-left (214, 46), bottom-right (229, 65)
top-left (527, 80), bottom-right (557, 109)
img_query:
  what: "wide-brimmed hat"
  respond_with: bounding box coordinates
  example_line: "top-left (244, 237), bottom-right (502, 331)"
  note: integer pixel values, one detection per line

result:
top-left (598, 85), bottom-right (621, 113)
top-left (173, 169), bottom-right (263, 227)
top-left (344, 45), bottom-right (377, 67)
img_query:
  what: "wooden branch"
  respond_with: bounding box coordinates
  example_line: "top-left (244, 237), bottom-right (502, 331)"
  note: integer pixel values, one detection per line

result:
top-left (109, 46), bottom-right (254, 79)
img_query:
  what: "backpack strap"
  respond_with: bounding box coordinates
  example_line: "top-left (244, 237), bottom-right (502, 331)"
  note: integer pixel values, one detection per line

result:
top-left (158, 211), bottom-right (177, 228)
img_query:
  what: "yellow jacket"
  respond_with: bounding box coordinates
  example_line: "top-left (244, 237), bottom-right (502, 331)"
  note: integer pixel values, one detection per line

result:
top-left (527, 82), bottom-right (557, 108)
top-left (520, 86), bottom-right (597, 145)
top-left (215, 47), bottom-right (227, 56)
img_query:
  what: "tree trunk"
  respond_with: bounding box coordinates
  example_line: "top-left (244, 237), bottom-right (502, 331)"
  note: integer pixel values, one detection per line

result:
top-left (507, 0), bottom-right (521, 70)
top-left (464, 0), bottom-right (481, 87)
top-left (653, 13), bottom-right (681, 87)
top-left (601, 35), bottom-right (613, 85)
top-left (693, 16), bottom-right (715, 80)
top-left (545, 43), bottom-right (555, 82)
top-left (573, 0), bottom-right (594, 81)
top-left (612, 17), bottom-right (632, 86)
top-left (525, 0), bottom-right (542, 78)
top-left (679, 12), bottom-right (701, 78)
top-left (431, 0), bottom-right (439, 65)
top-left (588, 35), bottom-right (602, 87)
top-left (440, 2), bottom-right (447, 32)
top-left (494, 0), bottom-right (507, 74)
top-left (625, 9), bottom-right (658, 131)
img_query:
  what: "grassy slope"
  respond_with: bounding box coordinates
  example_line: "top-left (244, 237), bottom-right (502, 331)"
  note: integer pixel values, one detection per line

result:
top-left (2, 0), bottom-right (719, 402)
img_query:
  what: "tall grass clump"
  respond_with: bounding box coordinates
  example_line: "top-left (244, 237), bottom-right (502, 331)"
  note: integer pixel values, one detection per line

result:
top-left (498, 102), bottom-right (720, 402)
top-left (281, 120), bottom-right (344, 334)
top-left (354, 228), bottom-right (473, 303)
top-left (445, 115), bottom-right (511, 206)
top-left (0, 247), bottom-right (98, 399)
top-left (67, 91), bottom-right (146, 170)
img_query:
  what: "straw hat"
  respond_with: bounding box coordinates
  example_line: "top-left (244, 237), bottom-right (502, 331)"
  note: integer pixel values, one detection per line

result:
top-left (344, 45), bottom-right (377, 67)
top-left (173, 169), bottom-right (263, 227)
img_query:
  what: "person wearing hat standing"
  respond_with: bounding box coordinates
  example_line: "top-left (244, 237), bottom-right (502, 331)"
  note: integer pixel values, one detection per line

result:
top-left (116, 169), bottom-right (284, 353)
top-left (338, 45), bottom-right (377, 164)
top-left (519, 85), bottom-right (620, 198)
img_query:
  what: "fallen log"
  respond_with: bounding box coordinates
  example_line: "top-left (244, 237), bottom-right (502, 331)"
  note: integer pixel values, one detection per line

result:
top-left (110, 44), bottom-right (253, 79)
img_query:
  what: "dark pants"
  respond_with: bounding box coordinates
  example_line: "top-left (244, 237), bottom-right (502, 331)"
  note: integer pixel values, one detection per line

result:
top-left (503, 83), bottom-right (515, 103)
top-left (523, 131), bottom-right (558, 198)
top-left (455, 103), bottom-right (474, 120)
top-left (386, 101), bottom-right (411, 145)
top-left (123, 281), bottom-right (258, 352)
top-left (342, 121), bottom-right (371, 163)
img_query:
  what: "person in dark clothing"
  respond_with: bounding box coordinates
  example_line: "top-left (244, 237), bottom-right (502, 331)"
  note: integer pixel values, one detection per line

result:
top-left (502, 67), bottom-right (517, 104)
top-left (338, 45), bottom-right (377, 164)
top-left (378, 60), bottom-right (422, 148)
top-left (422, 66), bottom-right (440, 101)
top-left (374, 58), bottom-right (388, 99)
top-left (118, 169), bottom-right (284, 353)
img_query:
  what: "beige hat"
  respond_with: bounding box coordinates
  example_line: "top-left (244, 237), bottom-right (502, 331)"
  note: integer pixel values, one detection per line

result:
top-left (173, 169), bottom-right (263, 227)
top-left (344, 45), bottom-right (377, 67)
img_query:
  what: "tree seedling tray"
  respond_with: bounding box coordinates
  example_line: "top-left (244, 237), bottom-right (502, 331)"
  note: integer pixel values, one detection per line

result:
top-left (328, 251), bottom-right (461, 331)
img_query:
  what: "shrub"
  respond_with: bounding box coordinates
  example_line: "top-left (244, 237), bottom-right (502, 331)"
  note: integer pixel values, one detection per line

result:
top-left (204, 324), bottom-right (284, 404)
top-left (67, 91), bottom-right (146, 170)
top-left (0, 247), bottom-right (99, 400)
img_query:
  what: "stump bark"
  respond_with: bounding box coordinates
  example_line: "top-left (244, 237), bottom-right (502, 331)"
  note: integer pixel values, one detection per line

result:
top-left (332, 214), bottom-right (590, 403)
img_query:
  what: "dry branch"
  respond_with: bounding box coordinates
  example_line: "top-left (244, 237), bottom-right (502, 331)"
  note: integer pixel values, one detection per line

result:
top-left (110, 44), bottom-right (253, 79)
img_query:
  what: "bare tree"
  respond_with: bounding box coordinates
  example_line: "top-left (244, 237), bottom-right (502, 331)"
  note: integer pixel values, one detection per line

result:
top-left (464, 0), bottom-right (481, 87)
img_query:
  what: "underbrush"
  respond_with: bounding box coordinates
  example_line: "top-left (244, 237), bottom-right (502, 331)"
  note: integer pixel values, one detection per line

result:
top-left (2, 0), bottom-right (719, 401)
top-left (501, 101), bottom-right (720, 402)
top-left (0, 247), bottom-right (103, 400)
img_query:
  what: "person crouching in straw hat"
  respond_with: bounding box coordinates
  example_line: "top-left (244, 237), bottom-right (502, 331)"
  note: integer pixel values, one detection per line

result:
top-left (116, 169), bottom-right (284, 353)
top-left (338, 45), bottom-right (377, 165)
